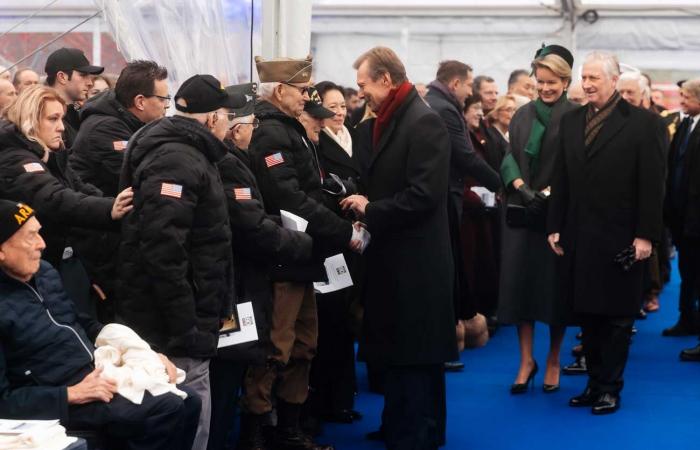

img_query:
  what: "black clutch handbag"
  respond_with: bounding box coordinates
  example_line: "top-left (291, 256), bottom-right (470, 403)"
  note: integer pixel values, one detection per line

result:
top-left (505, 200), bottom-right (549, 231)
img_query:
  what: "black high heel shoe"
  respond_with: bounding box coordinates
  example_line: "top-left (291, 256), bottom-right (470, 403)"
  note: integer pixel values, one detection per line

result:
top-left (510, 361), bottom-right (538, 394)
top-left (543, 366), bottom-right (561, 393)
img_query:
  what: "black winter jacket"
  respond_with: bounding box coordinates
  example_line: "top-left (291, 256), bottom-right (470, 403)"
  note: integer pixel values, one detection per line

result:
top-left (0, 123), bottom-right (115, 267)
top-left (217, 143), bottom-right (312, 362)
top-left (117, 116), bottom-right (233, 359)
top-left (0, 261), bottom-right (101, 424)
top-left (249, 101), bottom-right (353, 281)
top-left (70, 90), bottom-right (144, 198)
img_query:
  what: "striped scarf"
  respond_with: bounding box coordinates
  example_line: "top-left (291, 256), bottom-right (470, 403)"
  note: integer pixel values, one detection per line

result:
top-left (585, 90), bottom-right (621, 147)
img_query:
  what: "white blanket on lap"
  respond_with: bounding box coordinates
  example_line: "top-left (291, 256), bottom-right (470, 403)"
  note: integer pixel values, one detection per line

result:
top-left (94, 324), bottom-right (187, 404)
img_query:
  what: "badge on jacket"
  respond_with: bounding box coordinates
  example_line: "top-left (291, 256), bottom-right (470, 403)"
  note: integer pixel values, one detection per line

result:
top-left (23, 162), bottom-right (44, 173)
top-left (113, 141), bottom-right (128, 151)
top-left (234, 187), bottom-right (252, 200)
top-left (265, 152), bottom-right (284, 168)
top-left (160, 182), bottom-right (183, 198)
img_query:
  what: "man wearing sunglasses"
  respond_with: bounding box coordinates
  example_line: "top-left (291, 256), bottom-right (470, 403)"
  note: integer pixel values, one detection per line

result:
top-left (68, 60), bottom-right (170, 323)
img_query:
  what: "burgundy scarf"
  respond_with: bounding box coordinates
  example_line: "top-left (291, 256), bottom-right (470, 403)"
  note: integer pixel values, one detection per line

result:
top-left (372, 81), bottom-right (413, 148)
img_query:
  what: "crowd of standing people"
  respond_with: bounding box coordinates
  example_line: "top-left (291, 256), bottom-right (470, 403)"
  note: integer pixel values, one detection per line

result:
top-left (0, 39), bottom-right (696, 450)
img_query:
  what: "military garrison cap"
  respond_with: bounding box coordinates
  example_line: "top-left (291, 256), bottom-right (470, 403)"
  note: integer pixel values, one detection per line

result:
top-left (255, 55), bottom-right (313, 83)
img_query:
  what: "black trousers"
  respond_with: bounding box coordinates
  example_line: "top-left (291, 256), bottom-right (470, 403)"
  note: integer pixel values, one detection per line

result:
top-left (207, 358), bottom-right (247, 450)
top-left (384, 364), bottom-right (446, 450)
top-left (581, 314), bottom-right (635, 395)
top-left (676, 237), bottom-right (700, 319)
top-left (67, 387), bottom-right (200, 450)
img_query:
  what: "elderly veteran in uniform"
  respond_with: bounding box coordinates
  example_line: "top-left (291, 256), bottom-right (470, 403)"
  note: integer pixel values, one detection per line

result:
top-left (242, 56), bottom-right (364, 450)
top-left (548, 51), bottom-right (666, 415)
top-left (118, 74), bottom-right (244, 450)
top-left (0, 200), bottom-right (201, 450)
top-left (208, 83), bottom-right (314, 450)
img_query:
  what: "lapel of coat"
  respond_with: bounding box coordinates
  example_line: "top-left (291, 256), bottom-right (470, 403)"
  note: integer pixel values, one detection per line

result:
top-left (322, 133), bottom-right (360, 174)
top-left (586, 100), bottom-right (630, 160)
top-left (369, 89), bottom-right (417, 170)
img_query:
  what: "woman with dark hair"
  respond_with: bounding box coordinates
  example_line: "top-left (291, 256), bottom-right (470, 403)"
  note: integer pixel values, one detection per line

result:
top-left (498, 45), bottom-right (578, 394)
top-left (302, 80), bottom-right (362, 430)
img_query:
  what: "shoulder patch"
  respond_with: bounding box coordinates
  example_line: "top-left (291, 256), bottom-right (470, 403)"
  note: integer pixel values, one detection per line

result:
top-left (160, 182), bottom-right (183, 198)
top-left (113, 141), bottom-right (128, 151)
top-left (264, 152), bottom-right (285, 168)
top-left (234, 187), bottom-right (252, 200)
top-left (23, 162), bottom-right (45, 173)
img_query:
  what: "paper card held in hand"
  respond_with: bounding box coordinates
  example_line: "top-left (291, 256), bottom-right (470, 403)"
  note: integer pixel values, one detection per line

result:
top-left (280, 210), bottom-right (308, 232)
top-left (314, 254), bottom-right (353, 294)
top-left (470, 186), bottom-right (496, 207)
top-left (218, 302), bottom-right (258, 348)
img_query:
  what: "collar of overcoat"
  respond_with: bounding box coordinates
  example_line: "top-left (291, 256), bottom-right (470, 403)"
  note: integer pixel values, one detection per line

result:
top-left (369, 87), bottom-right (419, 169)
top-left (581, 98), bottom-right (632, 161)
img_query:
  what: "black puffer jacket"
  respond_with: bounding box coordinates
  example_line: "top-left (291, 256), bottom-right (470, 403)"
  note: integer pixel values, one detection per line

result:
top-left (217, 143), bottom-right (312, 362)
top-left (117, 116), bottom-right (233, 359)
top-left (0, 261), bottom-right (101, 424)
top-left (70, 90), bottom-right (144, 198)
top-left (0, 123), bottom-right (114, 267)
top-left (249, 101), bottom-right (353, 281)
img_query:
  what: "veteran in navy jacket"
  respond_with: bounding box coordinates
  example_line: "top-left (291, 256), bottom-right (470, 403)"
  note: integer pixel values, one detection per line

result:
top-left (0, 200), bottom-right (199, 450)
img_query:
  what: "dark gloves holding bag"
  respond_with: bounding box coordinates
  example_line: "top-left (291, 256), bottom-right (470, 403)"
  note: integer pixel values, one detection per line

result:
top-left (505, 183), bottom-right (549, 231)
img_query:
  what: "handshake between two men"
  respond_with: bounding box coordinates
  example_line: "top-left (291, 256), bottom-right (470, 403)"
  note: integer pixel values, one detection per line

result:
top-left (341, 194), bottom-right (371, 254)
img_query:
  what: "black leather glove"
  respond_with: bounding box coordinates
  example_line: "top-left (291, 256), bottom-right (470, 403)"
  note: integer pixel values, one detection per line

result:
top-left (526, 191), bottom-right (548, 216)
top-left (517, 184), bottom-right (537, 204)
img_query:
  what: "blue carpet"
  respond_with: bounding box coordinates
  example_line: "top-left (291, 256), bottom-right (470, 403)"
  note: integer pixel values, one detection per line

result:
top-left (323, 261), bottom-right (700, 449)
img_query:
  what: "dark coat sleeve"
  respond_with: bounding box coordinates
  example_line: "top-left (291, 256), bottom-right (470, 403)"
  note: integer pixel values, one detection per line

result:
top-left (219, 157), bottom-right (313, 265)
top-left (70, 116), bottom-right (130, 197)
top-left (364, 112), bottom-right (450, 234)
top-left (0, 151), bottom-right (113, 228)
top-left (131, 150), bottom-right (203, 346)
top-left (635, 113), bottom-right (666, 242)
top-left (0, 342), bottom-right (69, 423)
top-left (252, 127), bottom-right (352, 250)
top-left (439, 104), bottom-right (501, 192)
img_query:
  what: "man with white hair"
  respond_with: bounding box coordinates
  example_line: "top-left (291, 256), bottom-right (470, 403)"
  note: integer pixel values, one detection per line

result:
top-left (0, 78), bottom-right (16, 111)
top-left (118, 74), bottom-right (246, 450)
top-left (617, 71), bottom-right (647, 107)
top-left (547, 51), bottom-right (666, 415)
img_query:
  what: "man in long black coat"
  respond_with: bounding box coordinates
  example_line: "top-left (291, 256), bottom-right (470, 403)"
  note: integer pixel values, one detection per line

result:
top-left (662, 79), bottom-right (700, 355)
top-left (342, 46), bottom-right (456, 450)
top-left (547, 51), bottom-right (666, 415)
top-left (424, 61), bottom-right (501, 336)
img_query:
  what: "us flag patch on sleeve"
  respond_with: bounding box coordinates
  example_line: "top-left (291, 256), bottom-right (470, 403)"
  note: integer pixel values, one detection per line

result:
top-left (113, 141), bottom-right (128, 151)
top-left (23, 162), bottom-right (44, 173)
top-left (265, 152), bottom-right (284, 168)
top-left (160, 182), bottom-right (183, 198)
top-left (234, 187), bottom-right (252, 200)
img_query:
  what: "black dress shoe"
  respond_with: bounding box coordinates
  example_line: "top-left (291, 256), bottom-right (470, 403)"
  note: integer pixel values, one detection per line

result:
top-left (444, 361), bottom-right (465, 372)
top-left (562, 356), bottom-right (587, 375)
top-left (663, 322), bottom-right (695, 337)
top-left (592, 393), bottom-right (620, 415)
top-left (569, 387), bottom-right (598, 407)
top-left (274, 427), bottom-right (334, 450)
top-left (680, 344), bottom-right (700, 361)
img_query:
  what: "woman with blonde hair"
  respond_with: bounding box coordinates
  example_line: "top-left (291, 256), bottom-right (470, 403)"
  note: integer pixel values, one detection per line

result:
top-left (0, 85), bottom-right (132, 311)
top-left (487, 94), bottom-right (517, 142)
top-left (498, 45), bottom-right (578, 394)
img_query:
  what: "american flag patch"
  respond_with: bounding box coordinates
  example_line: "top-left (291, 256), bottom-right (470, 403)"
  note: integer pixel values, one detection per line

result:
top-left (234, 187), bottom-right (252, 200)
top-left (265, 152), bottom-right (284, 168)
top-left (23, 162), bottom-right (44, 173)
top-left (160, 182), bottom-right (183, 198)
top-left (113, 141), bottom-right (128, 151)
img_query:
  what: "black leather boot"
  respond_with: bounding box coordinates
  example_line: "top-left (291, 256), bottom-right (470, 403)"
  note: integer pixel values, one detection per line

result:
top-left (237, 413), bottom-right (270, 450)
top-left (275, 400), bottom-right (334, 450)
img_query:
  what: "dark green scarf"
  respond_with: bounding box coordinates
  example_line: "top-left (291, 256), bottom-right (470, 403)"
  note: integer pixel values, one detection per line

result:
top-left (524, 93), bottom-right (567, 175)
top-left (500, 93), bottom-right (566, 187)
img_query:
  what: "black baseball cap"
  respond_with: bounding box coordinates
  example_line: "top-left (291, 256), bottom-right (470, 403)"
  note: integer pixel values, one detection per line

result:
top-left (45, 48), bottom-right (104, 76)
top-left (0, 200), bottom-right (35, 245)
top-left (224, 82), bottom-right (257, 117)
top-left (304, 86), bottom-right (335, 119)
top-left (175, 74), bottom-right (247, 113)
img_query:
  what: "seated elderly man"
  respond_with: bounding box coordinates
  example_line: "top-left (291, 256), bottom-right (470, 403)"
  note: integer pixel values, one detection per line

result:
top-left (0, 200), bottom-right (200, 450)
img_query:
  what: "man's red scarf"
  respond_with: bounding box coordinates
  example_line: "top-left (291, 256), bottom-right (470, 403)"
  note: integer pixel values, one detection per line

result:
top-left (372, 81), bottom-right (413, 148)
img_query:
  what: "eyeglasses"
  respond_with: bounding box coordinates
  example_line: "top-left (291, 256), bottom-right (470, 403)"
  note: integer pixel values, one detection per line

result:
top-left (228, 117), bottom-right (260, 129)
top-left (281, 82), bottom-right (310, 96)
top-left (145, 94), bottom-right (172, 108)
